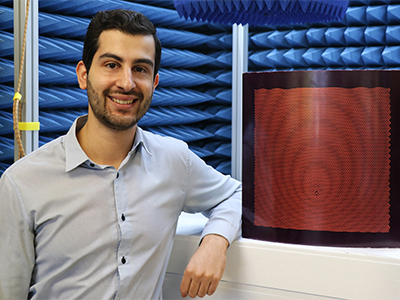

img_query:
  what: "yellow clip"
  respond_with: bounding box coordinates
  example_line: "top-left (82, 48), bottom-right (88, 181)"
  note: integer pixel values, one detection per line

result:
top-left (18, 122), bottom-right (40, 131)
top-left (13, 92), bottom-right (22, 101)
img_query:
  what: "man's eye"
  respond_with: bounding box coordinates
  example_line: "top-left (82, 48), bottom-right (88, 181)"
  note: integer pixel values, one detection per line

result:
top-left (135, 66), bottom-right (146, 73)
top-left (107, 63), bottom-right (117, 69)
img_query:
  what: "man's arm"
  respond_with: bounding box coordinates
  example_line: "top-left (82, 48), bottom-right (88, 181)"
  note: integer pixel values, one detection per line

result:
top-left (180, 234), bottom-right (228, 298)
top-left (180, 149), bottom-right (242, 298)
top-left (0, 173), bottom-right (35, 299)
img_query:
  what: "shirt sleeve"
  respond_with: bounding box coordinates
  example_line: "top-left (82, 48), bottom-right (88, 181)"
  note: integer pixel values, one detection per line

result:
top-left (183, 149), bottom-right (242, 245)
top-left (0, 173), bottom-right (35, 299)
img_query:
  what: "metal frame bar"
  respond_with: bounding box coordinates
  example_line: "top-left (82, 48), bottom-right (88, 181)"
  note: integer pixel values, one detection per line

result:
top-left (231, 24), bottom-right (248, 181)
top-left (13, 0), bottom-right (39, 160)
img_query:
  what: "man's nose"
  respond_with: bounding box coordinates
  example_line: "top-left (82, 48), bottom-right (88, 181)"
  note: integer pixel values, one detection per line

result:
top-left (116, 68), bottom-right (136, 91)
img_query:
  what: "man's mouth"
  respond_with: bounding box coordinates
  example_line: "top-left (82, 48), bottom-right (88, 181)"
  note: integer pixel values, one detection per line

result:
top-left (109, 96), bottom-right (137, 105)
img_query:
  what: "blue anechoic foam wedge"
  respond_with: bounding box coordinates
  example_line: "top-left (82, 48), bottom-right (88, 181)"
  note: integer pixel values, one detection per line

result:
top-left (302, 48), bottom-right (326, 67)
top-left (283, 48), bottom-right (309, 68)
top-left (0, 137), bottom-right (14, 161)
top-left (0, 6), bottom-right (12, 31)
top-left (204, 124), bottom-right (231, 140)
top-left (156, 27), bottom-right (215, 49)
top-left (382, 46), bottom-right (400, 66)
top-left (325, 27), bottom-right (347, 46)
top-left (266, 49), bottom-right (293, 69)
top-left (340, 47), bottom-right (365, 67)
top-left (139, 106), bottom-right (213, 127)
top-left (158, 68), bottom-right (215, 88)
top-left (39, 12), bottom-right (89, 39)
top-left (250, 32), bottom-right (275, 49)
top-left (265, 30), bottom-right (292, 48)
top-left (212, 33), bottom-right (233, 49)
top-left (39, 109), bottom-right (86, 133)
top-left (152, 87), bottom-right (214, 107)
top-left (202, 141), bottom-right (230, 158)
top-left (204, 106), bottom-right (231, 122)
top-left (39, 36), bottom-right (83, 63)
top-left (361, 46), bottom-right (385, 66)
top-left (0, 84), bottom-right (13, 110)
top-left (388, 5), bottom-right (400, 24)
top-left (174, 0), bottom-right (348, 26)
top-left (249, 50), bottom-right (276, 69)
top-left (39, 62), bottom-right (78, 86)
top-left (39, 87), bottom-right (87, 109)
top-left (321, 47), bottom-right (345, 67)
top-left (38, 112), bottom-right (69, 133)
top-left (204, 157), bottom-right (230, 174)
top-left (146, 125), bottom-right (214, 143)
top-left (306, 28), bottom-right (328, 47)
top-left (364, 26), bottom-right (385, 45)
top-left (206, 70), bottom-right (232, 86)
top-left (188, 145), bottom-right (214, 158)
top-left (344, 27), bottom-right (366, 46)
top-left (0, 58), bottom-right (13, 84)
top-left (39, 0), bottom-right (114, 17)
top-left (285, 29), bottom-right (310, 48)
top-left (366, 5), bottom-right (387, 25)
top-left (204, 88), bottom-right (232, 105)
top-left (206, 51), bottom-right (232, 68)
top-left (343, 6), bottom-right (367, 26)
top-left (214, 142), bottom-right (231, 158)
top-left (0, 31), bottom-right (13, 58)
top-left (0, 110), bottom-right (12, 135)
top-left (161, 48), bottom-right (213, 68)
top-left (387, 26), bottom-right (400, 45)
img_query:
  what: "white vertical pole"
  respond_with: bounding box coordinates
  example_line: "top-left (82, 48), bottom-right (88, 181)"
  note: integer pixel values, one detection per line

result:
top-left (13, 0), bottom-right (39, 160)
top-left (231, 24), bottom-right (248, 181)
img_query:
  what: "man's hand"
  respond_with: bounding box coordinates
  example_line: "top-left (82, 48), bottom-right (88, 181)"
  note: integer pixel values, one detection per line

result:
top-left (180, 234), bottom-right (229, 298)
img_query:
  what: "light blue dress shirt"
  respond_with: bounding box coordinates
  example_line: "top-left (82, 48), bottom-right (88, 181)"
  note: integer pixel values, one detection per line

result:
top-left (0, 116), bottom-right (241, 300)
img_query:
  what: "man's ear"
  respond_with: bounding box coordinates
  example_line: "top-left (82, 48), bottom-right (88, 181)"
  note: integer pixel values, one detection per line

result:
top-left (76, 61), bottom-right (88, 90)
top-left (153, 73), bottom-right (159, 90)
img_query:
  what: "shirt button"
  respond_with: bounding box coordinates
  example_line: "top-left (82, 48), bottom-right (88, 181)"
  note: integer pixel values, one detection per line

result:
top-left (121, 214), bottom-right (126, 221)
top-left (121, 257), bottom-right (126, 264)
top-left (116, 172), bottom-right (120, 178)
top-left (90, 163), bottom-right (95, 167)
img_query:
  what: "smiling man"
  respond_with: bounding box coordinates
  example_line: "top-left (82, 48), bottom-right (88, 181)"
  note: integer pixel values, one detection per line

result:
top-left (0, 9), bottom-right (241, 300)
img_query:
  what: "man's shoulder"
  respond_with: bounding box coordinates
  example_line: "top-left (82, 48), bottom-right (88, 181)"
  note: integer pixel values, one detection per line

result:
top-left (140, 128), bottom-right (188, 151)
top-left (2, 136), bottom-right (65, 179)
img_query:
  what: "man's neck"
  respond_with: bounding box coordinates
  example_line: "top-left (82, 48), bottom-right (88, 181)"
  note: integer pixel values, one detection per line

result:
top-left (76, 115), bottom-right (136, 169)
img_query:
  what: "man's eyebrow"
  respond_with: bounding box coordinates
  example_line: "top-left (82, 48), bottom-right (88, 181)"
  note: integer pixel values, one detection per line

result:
top-left (98, 53), bottom-right (154, 68)
top-left (134, 58), bottom-right (154, 68)
top-left (98, 52), bottom-right (123, 62)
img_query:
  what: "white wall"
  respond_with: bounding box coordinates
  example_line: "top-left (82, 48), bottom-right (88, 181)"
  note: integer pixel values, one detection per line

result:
top-left (163, 214), bottom-right (400, 299)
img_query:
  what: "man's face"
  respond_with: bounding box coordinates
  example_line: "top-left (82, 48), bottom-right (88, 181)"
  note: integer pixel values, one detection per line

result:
top-left (77, 29), bottom-right (159, 131)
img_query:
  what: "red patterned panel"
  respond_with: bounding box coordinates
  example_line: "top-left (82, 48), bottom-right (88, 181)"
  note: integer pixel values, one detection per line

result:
top-left (254, 87), bottom-right (391, 233)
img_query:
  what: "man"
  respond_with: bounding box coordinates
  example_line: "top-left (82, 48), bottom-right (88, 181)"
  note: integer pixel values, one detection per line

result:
top-left (0, 9), bottom-right (241, 300)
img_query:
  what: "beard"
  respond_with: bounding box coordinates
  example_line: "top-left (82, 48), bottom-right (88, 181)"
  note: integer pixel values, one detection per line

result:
top-left (86, 78), bottom-right (152, 131)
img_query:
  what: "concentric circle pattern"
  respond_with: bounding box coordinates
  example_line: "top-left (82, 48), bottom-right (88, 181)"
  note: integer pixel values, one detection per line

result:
top-left (254, 87), bottom-right (391, 233)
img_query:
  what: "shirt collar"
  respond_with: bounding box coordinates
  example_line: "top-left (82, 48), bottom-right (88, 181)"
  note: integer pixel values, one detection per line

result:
top-left (64, 115), bottom-right (91, 172)
top-left (64, 115), bottom-right (152, 172)
top-left (132, 126), bottom-right (152, 157)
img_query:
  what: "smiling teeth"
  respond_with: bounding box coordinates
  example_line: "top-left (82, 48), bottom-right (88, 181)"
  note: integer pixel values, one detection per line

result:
top-left (111, 97), bottom-right (134, 105)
